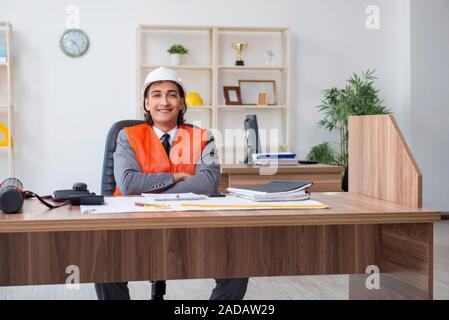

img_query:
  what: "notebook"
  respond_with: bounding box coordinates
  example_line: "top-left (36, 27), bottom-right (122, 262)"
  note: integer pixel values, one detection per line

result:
top-left (252, 152), bottom-right (297, 160)
top-left (229, 181), bottom-right (312, 193)
top-left (253, 159), bottom-right (300, 166)
top-left (226, 180), bottom-right (313, 202)
top-left (141, 192), bottom-right (208, 201)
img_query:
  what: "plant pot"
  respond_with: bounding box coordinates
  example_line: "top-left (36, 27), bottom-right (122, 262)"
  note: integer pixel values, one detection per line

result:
top-left (170, 54), bottom-right (183, 66)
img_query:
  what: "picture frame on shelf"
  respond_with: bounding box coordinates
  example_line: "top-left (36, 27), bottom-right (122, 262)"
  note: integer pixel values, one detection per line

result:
top-left (223, 86), bottom-right (242, 105)
top-left (239, 80), bottom-right (276, 105)
top-left (257, 92), bottom-right (268, 106)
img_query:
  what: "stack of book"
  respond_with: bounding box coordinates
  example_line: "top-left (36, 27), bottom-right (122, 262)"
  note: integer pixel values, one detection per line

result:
top-left (227, 180), bottom-right (313, 202)
top-left (252, 152), bottom-right (298, 166)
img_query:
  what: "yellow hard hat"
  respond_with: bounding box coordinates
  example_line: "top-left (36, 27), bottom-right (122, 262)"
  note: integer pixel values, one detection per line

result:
top-left (185, 92), bottom-right (204, 106)
top-left (0, 122), bottom-right (10, 147)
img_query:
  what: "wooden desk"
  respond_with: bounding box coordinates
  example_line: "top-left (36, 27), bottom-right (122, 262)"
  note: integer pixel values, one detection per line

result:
top-left (0, 193), bottom-right (440, 299)
top-left (0, 115), bottom-right (439, 299)
top-left (220, 164), bottom-right (344, 192)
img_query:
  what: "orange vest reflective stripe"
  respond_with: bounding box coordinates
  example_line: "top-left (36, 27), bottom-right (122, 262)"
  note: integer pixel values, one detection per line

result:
top-left (114, 124), bottom-right (209, 196)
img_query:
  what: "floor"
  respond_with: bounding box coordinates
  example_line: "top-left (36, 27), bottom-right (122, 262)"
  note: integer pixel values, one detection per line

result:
top-left (1, 221), bottom-right (448, 300)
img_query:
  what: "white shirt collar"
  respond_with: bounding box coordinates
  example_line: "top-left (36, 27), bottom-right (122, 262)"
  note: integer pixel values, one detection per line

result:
top-left (152, 126), bottom-right (178, 146)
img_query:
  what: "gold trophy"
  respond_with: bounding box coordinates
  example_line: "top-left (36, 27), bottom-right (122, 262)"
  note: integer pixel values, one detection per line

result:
top-left (231, 42), bottom-right (247, 66)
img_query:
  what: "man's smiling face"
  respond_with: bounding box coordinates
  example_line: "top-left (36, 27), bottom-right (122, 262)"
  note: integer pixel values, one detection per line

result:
top-left (145, 81), bottom-right (184, 130)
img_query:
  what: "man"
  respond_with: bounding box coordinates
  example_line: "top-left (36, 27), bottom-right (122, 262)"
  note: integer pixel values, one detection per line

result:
top-left (95, 67), bottom-right (249, 300)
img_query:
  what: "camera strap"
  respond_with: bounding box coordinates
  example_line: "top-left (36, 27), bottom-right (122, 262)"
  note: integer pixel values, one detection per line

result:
top-left (23, 191), bottom-right (69, 209)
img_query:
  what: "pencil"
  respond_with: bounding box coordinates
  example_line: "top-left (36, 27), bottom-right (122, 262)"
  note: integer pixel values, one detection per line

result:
top-left (135, 202), bottom-right (171, 209)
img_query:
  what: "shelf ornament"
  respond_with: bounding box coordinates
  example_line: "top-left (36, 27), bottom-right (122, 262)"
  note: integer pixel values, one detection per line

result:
top-left (231, 42), bottom-right (247, 66)
top-left (0, 122), bottom-right (10, 147)
top-left (185, 92), bottom-right (204, 107)
top-left (167, 44), bottom-right (189, 66)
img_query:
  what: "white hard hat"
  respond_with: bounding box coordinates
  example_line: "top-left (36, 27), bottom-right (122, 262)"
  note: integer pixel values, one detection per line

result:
top-left (142, 66), bottom-right (186, 97)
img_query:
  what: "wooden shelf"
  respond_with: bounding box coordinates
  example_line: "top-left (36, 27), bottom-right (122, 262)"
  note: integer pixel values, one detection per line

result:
top-left (137, 25), bottom-right (291, 158)
top-left (139, 25), bottom-right (212, 32)
top-left (0, 22), bottom-right (14, 176)
top-left (0, 105), bottom-right (9, 113)
top-left (217, 27), bottom-right (288, 33)
top-left (187, 106), bottom-right (214, 110)
top-left (218, 65), bottom-right (287, 71)
top-left (138, 25), bottom-right (288, 33)
top-left (140, 65), bottom-right (213, 71)
top-left (217, 105), bottom-right (287, 110)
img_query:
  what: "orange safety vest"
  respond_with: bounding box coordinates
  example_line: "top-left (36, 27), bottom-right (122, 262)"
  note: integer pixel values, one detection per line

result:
top-left (114, 124), bottom-right (209, 196)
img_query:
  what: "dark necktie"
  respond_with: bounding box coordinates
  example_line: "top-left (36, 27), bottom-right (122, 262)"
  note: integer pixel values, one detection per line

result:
top-left (161, 133), bottom-right (171, 157)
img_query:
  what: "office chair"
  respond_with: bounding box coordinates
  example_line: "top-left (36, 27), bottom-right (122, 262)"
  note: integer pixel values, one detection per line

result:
top-left (101, 119), bottom-right (166, 300)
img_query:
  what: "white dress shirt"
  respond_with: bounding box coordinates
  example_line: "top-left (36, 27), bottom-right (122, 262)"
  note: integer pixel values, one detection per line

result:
top-left (152, 126), bottom-right (178, 147)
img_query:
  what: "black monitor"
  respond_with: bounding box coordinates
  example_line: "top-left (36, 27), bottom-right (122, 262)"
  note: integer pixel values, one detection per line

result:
top-left (243, 115), bottom-right (260, 164)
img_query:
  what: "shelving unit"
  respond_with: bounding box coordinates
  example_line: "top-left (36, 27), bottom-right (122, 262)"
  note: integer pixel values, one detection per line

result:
top-left (0, 22), bottom-right (14, 178)
top-left (137, 25), bottom-right (290, 163)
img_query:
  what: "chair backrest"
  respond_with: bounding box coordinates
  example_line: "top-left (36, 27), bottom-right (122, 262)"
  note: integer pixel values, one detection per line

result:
top-left (101, 120), bottom-right (145, 195)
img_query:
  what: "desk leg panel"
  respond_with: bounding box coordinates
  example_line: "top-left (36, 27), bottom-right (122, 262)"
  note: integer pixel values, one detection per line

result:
top-left (1, 225), bottom-right (387, 286)
top-left (122, 225), bottom-right (374, 281)
top-left (0, 233), bottom-right (31, 285)
top-left (349, 223), bottom-right (433, 300)
top-left (0, 231), bottom-right (123, 286)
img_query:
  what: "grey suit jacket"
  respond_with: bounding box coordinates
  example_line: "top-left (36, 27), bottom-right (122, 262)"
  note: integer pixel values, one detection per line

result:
top-left (113, 128), bottom-right (220, 195)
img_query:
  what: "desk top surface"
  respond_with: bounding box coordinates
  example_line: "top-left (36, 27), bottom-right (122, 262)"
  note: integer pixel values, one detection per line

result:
top-left (0, 193), bottom-right (440, 233)
top-left (220, 164), bottom-right (343, 174)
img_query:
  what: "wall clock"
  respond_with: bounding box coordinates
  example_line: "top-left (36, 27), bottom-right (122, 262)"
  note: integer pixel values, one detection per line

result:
top-left (60, 29), bottom-right (89, 57)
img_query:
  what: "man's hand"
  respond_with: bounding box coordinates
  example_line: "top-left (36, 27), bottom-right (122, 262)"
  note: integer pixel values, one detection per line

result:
top-left (173, 172), bottom-right (192, 183)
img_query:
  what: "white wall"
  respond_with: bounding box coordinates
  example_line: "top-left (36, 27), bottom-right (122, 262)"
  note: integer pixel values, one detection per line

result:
top-left (411, 0), bottom-right (449, 211)
top-left (0, 0), bottom-right (413, 195)
top-left (294, 0), bottom-right (412, 154)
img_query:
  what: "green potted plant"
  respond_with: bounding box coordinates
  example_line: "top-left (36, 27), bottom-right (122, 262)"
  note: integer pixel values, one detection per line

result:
top-left (167, 44), bottom-right (189, 66)
top-left (309, 70), bottom-right (391, 190)
top-left (306, 142), bottom-right (338, 165)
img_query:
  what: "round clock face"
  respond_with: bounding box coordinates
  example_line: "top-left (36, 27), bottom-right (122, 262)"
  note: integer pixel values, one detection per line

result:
top-left (60, 29), bottom-right (89, 57)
